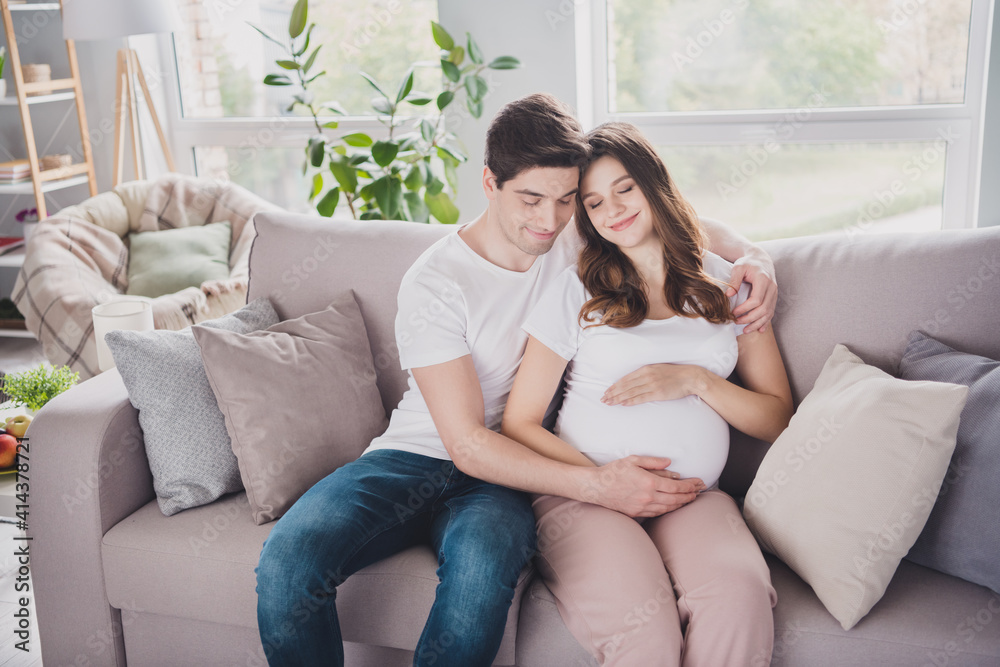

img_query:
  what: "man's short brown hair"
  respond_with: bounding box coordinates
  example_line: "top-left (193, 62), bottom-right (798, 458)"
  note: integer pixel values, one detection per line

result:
top-left (484, 93), bottom-right (589, 188)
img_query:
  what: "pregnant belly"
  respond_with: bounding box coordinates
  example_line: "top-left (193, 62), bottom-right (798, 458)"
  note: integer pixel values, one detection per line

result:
top-left (554, 390), bottom-right (731, 488)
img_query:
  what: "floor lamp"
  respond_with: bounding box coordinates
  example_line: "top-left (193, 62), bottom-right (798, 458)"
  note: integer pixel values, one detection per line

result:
top-left (63, 0), bottom-right (182, 186)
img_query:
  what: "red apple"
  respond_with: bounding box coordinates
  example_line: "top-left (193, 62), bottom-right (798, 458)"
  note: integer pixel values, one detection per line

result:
top-left (0, 434), bottom-right (17, 468)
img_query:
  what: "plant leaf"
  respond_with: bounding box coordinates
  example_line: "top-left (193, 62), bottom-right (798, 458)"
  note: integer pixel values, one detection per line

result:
top-left (437, 145), bottom-right (466, 163)
top-left (395, 68), bottom-right (414, 104)
top-left (263, 74), bottom-right (293, 86)
top-left (425, 191), bottom-right (460, 224)
top-left (248, 23), bottom-right (286, 49)
top-left (308, 135), bottom-right (326, 167)
top-left (440, 59), bottom-right (461, 83)
top-left (488, 56), bottom-right (521, 70)
top-left (342, 133), bottom-right (374, 147)
top-left (464, 74), bottom-right (488, 101)
top-left (420, 119), bottom-right (436, 143)
top-left (449, 46), bottom-right (465, 66)
top-left (425, 174), bottom-right (445, 196)
top-left (293, 23), bottom-right (315, 56)
top-left (466, 96), bottom-right (483, 118)
top-left (404, 191), bottom-right (430, 223)
top-left (371, 176), bottom-right (404, 219)
top-left (316, 187), bottom-right (340, 217)
top-left (431, 21), bottom-right (455, 50)
top-left (303, 45), bottom-right (322, 73)
top-left (289, 0), bottom-right (308, 39)
top-left (406, 96), bottom-right (433, 106)
top-left (321, 101), bottom-right (348, 115)
top-left (404, 164), bottom-right (425, 190)
top-left (372, 97), bottom-right (394, 115)
top-left (436, 90), bottom-right (455, 110)
top-left (359, 72), bottom-right (388, 98)
top-left (372, 140), bottom-right (399, 167)
top-left (467, 33), bottom-right (483, 64)
top-left (330, 159), bottom-right (358, 193)
top-left (323, 120), bottom-right (339, 129)
top-left (276, 59), bottom-right (301, 70)
top-left (311, 173), bottom-right (324, 199)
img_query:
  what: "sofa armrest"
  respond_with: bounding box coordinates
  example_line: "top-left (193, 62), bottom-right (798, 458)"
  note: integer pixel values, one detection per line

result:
top-left (27, 368), bottom-right (155, 667)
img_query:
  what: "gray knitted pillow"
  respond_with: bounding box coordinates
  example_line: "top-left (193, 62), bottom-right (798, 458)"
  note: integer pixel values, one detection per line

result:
top-left (106, 297), bottom-right (279, 515)
top-left (898, 330), bottom-right (1000, 593)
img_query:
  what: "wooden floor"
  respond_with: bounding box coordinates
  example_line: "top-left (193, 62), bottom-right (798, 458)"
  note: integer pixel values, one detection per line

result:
top-left (0, 521), bottom-right (41, 666)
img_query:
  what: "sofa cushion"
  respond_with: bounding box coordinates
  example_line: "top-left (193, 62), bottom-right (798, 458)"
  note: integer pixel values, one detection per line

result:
top-left (194, 291), bottom-right (389, 524)
top-left (515, 555), bottom-right (1000, 667)
top-left (126, 220), bottom-right (233, 298)
top-left (101, 493), bottom-right (528, 664)
top-left (106, 297), bottom-right (279, 516)
top-left (743, 344), bottom-right (968, 630)
top-left (897, 331), bottom-right (1000, 593)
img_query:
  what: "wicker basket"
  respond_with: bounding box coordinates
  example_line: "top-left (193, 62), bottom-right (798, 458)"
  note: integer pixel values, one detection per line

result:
top-left (39, 154), bottom-right (72, 170)
top-left (21, 64), bottom-right (51, 97)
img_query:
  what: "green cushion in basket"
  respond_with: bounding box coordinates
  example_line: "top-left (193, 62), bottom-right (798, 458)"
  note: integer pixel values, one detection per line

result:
top-left (126, 221), bottom-right (232, 299)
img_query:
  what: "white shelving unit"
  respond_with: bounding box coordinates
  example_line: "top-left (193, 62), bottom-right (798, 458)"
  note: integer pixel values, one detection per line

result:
top-left (0, 173), bottom-right (89, 195)
top-left (7, 3), bottom-right (62, 11)
top-left (0, 91), bottom-right (75, 105)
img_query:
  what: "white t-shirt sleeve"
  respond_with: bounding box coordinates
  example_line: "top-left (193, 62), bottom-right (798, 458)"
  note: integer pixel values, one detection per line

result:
top-left (395, 273), bottom-right (469, 370)
top-left (702, 251), bottom-right (752, 336)
top-left (522, 266), bottom-right (588, 361)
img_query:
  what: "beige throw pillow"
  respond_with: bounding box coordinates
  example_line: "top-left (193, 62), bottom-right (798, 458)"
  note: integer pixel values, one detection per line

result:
top-left (193, 291), bottom-right (389, 525)
top-left (743, 344), bottom-right (968, 630)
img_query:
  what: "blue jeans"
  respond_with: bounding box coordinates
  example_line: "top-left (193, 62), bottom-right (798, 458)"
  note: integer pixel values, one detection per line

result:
top-left (255, 449), bottom-right (537, 667)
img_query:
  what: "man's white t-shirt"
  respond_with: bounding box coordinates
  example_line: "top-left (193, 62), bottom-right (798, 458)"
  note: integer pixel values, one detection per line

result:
top-left (522, 252), bottom-right (750, 489)
top-left (363, 222), bottom-right (581, 461)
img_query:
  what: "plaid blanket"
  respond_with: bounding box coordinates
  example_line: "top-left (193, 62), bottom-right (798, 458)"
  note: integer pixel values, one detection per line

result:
top-left (12, 174), bottom-right (280, 379)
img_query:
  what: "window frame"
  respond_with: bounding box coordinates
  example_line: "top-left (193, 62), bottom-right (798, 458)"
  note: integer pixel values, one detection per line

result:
top-left (575, 0), bottom-right (994, 229)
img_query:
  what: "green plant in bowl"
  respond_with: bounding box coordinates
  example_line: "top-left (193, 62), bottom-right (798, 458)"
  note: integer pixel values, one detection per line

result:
top-left (1, 364), bottom-right (80, 412)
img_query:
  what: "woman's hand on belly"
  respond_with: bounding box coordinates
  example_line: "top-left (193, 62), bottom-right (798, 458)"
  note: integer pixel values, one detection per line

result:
top-left (602, 363), bottom-right (706, 406)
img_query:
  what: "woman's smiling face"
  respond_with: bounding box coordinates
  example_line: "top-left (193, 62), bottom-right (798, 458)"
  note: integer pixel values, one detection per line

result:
top-left (579, 155), bottom-right (655, 250)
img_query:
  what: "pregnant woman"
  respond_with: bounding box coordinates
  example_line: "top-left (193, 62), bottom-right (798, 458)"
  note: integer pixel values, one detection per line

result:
top-left (501, 122), bottom-right (794, 666)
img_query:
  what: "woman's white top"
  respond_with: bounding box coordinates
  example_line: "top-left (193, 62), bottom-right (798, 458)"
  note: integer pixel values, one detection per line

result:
top-left (522, 252), bottom-right (750, 489)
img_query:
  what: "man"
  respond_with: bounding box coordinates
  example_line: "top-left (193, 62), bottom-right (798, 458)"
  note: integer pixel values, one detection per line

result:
top-left (255, 93), bottom-right (777, 666)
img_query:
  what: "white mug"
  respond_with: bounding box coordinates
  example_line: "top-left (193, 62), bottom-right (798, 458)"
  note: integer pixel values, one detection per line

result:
top-left (92, 298), bottom-right (154, 371)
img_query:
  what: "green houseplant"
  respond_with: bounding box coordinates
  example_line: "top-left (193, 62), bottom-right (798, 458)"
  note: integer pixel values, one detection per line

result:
top-left (252, 0), bottom-right (520, 223)
top-left (1, 363), bottom-right (80, 412)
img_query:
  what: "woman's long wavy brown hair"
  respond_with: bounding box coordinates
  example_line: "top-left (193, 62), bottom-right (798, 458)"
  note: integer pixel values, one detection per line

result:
top-left (576, 122), bottom-right (734, 328)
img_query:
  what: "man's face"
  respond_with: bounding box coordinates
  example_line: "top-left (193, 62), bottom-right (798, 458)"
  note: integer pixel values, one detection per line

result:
top-left (485, 166), bottom-right (580, 256)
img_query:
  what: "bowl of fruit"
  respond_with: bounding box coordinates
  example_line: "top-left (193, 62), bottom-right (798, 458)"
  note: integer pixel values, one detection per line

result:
top-left (0, 364), bottom-right (79, 471)
top-left (0, 415), bottom-right (31, 473)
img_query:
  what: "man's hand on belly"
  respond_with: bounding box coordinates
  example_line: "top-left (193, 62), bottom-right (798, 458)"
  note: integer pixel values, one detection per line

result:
top-left (580, 455), bottom-right (705, 518)
top-left (602, 363), bottom-right (706, 406)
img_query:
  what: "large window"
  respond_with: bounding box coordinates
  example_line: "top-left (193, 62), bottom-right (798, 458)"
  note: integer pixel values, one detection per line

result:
top-left (581, 0), bottom-right (991, 239)
top-left (164, 0), bottom-right (439, 210)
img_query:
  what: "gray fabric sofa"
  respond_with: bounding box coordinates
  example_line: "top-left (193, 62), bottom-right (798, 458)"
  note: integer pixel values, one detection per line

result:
top-left (27, 211), bottom-right (1000, 666)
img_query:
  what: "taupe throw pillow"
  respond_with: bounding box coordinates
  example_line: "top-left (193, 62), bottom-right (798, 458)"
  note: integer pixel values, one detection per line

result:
top-left (743, 344), bottom-right (968, 630)
top-left (193, 291), bottom-right (388, 525)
